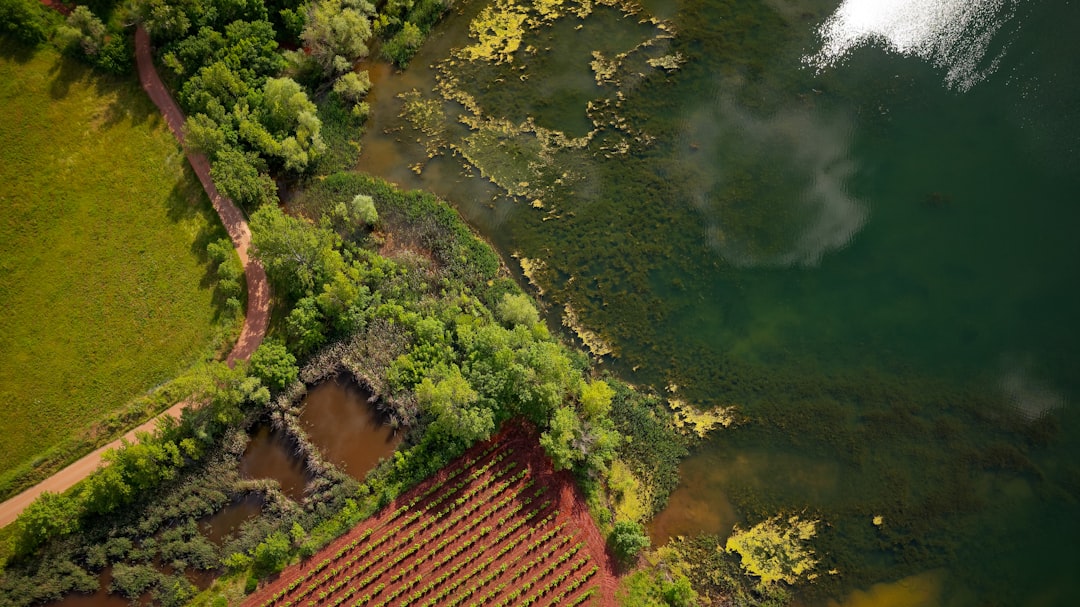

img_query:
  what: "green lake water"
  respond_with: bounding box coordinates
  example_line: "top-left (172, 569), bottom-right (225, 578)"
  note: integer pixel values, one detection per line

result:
top-left (356, 0), bottom-right (1080, 604)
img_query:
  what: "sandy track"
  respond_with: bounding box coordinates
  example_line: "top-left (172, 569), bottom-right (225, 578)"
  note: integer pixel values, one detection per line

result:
top-left (0, 25), bottom-right (271, 529)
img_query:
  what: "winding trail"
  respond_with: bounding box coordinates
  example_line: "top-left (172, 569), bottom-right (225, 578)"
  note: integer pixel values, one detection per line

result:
top-left (0, 26), bottom-right (270, 528)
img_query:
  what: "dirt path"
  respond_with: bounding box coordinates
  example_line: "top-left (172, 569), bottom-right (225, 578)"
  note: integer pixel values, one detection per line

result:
top-left (0, 26), bottom-right (271, 529)
top-left (133, 25), bottom-right (271, 366)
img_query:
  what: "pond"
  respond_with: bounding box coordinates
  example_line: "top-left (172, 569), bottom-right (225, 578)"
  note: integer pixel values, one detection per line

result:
top-left (240, 424), bottom-right (310, 502)
top-left (298, 376), bottom-right (401, 480)
top-left (355, 0), bottom-right (1080, 604)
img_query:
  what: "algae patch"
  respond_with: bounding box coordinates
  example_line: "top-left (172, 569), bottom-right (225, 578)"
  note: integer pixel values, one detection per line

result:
top-left (725, 514), bottom-right (820, 587)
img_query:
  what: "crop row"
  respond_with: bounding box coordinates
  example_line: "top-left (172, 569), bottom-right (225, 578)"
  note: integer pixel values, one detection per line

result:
top-left (254, 435), bottom-right (609, 607)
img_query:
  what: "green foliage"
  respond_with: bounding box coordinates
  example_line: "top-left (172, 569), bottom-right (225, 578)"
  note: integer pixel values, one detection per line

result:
top-left (13, 492), bottom-right (78, 556)
top-left (496, 292), bottom-right (539, 328)
top-left (285, 296), bottom-right (327, 355)
top-left (251, 531), bottom-right (291, 578)
top-left (59, 6), bottom-right (106, 57)
top-left (380, 20), bottom-right (423, 66)
top-left (580, 379), bottom-right (614, 420)
top-left (110, 563), bottom-right (161, 599)
top-left (0, 0), bottom-right (57, 44)
top-left (250, 204), bottom-right (344, 301)
top-left (609, 382), bottom-right (687, 516)
top-left (248, 340), bottom-right (299, 392)
top-left (540, 406), bottom-right (581, 470)
top-left (332, 70), bottom-right (371, 103)
top-left (210, 147), bottom-right (278, 210)
top-left (417, 365), bottom-right (494, 443)
top-left (610, 519), bottom-right (650, 564)
top-left (618, 570), bottom-right (699, 607)
top-left (301, 0), bottom-right (374, 75)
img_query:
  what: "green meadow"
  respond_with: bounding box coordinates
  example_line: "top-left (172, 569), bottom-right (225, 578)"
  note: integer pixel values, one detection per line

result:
top-left (0, 37), bottom-right (235, 492)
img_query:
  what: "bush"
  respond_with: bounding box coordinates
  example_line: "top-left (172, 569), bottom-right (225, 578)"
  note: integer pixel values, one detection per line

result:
top-left (610, 519), bottom-right (650, 564)
top-left (249, 341), bottom-right (299, 392)
top-left (251, 531), bottom-right (291, 578)
top-left (0, 0), bottom-right (57, 44)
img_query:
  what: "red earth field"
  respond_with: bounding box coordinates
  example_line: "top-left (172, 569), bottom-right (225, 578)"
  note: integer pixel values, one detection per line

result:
top-left (243, 421), bottom-right (618, 607)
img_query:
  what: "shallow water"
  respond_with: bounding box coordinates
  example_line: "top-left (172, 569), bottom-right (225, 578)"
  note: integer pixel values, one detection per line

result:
top-left (356, 0), bottom-right (1080, 604)
top-left (240, 425), bottom-right (309, 501)
top-left (299, 377), bottom-right (401, 480)
top-left (199, 493), bottom-right (263, 545)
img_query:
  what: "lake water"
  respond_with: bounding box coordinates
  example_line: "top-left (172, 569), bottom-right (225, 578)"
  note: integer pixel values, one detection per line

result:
top-left (356, 0), bottom-right (1080, 604)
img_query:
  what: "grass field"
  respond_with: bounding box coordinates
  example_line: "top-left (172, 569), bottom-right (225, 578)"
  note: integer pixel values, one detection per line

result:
top-left (0, 37), bottom-right (235, 490)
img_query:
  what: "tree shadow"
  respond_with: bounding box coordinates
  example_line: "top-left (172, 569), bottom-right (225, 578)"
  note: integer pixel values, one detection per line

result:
top-left (0, 35), bottom-right (38, 65)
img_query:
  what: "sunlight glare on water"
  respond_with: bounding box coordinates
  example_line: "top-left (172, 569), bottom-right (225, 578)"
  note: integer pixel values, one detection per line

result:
top-left (806, 0), bottom-right (1018, 90)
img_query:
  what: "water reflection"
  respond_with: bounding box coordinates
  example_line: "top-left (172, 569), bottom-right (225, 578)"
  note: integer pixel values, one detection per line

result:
top-left (199, 494), bottom-right (263, 545)
top-left (240, 425), bottom-right (309, 501)
top-left (806, 0), bottom-right (1019, 91)
top-left (299, 377), bottom-right (401, 480)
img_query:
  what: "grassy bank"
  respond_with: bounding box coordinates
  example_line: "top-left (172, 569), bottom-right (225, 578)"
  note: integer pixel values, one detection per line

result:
top-left (0, 36), bottom-right (236, 491)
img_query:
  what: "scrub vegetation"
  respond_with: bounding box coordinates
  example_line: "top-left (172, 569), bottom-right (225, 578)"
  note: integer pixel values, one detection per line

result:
top-left (0, 36), bottom-right (236, 498)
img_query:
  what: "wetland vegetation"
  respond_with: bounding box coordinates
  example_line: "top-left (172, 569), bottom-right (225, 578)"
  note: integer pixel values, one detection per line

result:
top-left (4, 0), bottom-right (1079, 606)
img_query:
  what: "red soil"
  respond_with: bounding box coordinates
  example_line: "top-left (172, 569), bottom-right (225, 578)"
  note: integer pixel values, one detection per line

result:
top-left (244, 421), bottom-right (618, 607)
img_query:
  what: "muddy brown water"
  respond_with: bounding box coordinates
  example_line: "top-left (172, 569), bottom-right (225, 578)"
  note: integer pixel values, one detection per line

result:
top-left (240, 425), bottom-right (310, 501)
top-left (298, 377), bottom-right (401, 480)
top-left (199, 493), bottom-right (264, 545)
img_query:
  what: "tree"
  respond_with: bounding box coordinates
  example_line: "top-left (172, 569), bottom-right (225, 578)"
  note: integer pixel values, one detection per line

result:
top-left (302, 0), bottom-right (374, 75)
top-left (250, 204), bottom-right (344, 300)
top-left (496, 292), bottom-right (539, 328)
top-left (184, 113), bottom-right (228, 157)
top-left (62, 6), bottom-right (106, 56)
top-left (610, 519), bottom-right (650, 564)
top-left (579, 379), bottom-right (614, 420)
top-left (416, 366), bottom-right (494, 443)
top-left (285, 296), bottom-right (326, 355)
top-left (251, 531), bottom-right (291, 578)
top-left (0, 0), bottom-right (55, 44)
top-left (539, 405), bottom-right (581, 470)
top-left (381, 20), bottom-right (424, 66)
top-left (248, 340), bottom-right (299, 391)
top-left (14, 492), bottom-right (79, 555)
top-left (332, 70), bottom-right (371, 103)
top-left (210, 147), bottom-right (277, 210)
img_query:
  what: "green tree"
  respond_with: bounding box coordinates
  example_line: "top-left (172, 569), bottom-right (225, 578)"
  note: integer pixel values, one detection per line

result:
top-left (496, 292), bottom-right (539, 328)
top-left (285, 296), bottom-right (326, 355)
top-left (610, 519), bottom-right (650, 564)
top-left (251, 531), bottom-right (291, 578)
top-left (332, 70), bottom-right (371, 103)
top-left (539, 405), bottom-right (581, 470)
top-left (0, 0), bottom-right (56, 44)
top-left (248, 340), bottom-right (299, 392)
top-left (301, 0), bottom-right (374, 75)
top-left (14, 492), bottom-right (79, 555)
top-left (184, 113), bottom-right (228, 157)
top-left (380, 20), bottom-right (423, 66)
top-left (250, 204), bottom-right (344, 300)
top-left (61, 6), bottom-right (106, 56)
top-left (579, 379), bottom-right (614, 420)
top-left (210, 147), bottom-right (277, 209)
top-left (416, 366), bottom-right (494, 443)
